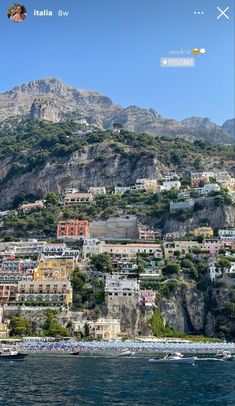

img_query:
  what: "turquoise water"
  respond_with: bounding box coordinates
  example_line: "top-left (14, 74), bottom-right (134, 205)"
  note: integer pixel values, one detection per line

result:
top-left (0, 354), bottom-right (234, 405)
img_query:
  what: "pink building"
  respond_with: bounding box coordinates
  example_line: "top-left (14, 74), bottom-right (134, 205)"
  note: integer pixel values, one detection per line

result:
top-left (203, 239), bottom-right (223, 255)
top-left (139, 290), bottom-right (156, 307)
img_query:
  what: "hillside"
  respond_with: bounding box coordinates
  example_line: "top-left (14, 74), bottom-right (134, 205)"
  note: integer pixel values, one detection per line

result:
top-left (0, 78), bottom-right (234, 144)
top-left (0, 121), bottom-right (235, 210)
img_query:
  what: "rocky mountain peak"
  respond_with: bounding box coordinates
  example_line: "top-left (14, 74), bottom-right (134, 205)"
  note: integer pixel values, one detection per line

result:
top-left (181, 117), bottom-right (218, 129)
top-left (6, 77), bottom-right (71, 99)
top-left (29, 98), bottom-right (60, 123)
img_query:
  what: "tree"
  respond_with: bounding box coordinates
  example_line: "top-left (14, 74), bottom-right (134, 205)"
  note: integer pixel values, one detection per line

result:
top-left (218, 258), bottom-right (231, 275)
top-left (46, 192), bottom-right (59, 206)
top-left (181, 258), bottom-right (198, 279)
top-left (91, 253), bottom-right (113, 273)
top-left (162, 262), bottom-right (180, 276)
top-left (10, 316), bottom-right (31, 337)
top-left (84, 323), bottom-right (90, 338)
top-left (43, 309), bottom-right (69, 337)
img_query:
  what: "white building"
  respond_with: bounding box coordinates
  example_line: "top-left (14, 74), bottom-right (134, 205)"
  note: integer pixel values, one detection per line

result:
top-left (42, 243), bottom-right (67, 256)
top-left (219, 229), bottom-right (235, 241)
top-left (160, 180), bottom-right (181, 192)
top-left (208, 262), bottom-right (222, 282)
top-left (105, 277), bottom-right (139, 297)
top-left (197, 184), bottom-right (221, 196)
top-left (114, 186), bottom-right (132, 195)
top-left (82, 239), bottom-right (105, 259)
top-left (101, 243), bottom-right (163, 259)
top-left (88, 187), bottom-right (106, 195)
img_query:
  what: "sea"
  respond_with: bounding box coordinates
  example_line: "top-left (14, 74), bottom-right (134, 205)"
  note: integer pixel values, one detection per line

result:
top-left (0, 354), bottom-right (234, 405)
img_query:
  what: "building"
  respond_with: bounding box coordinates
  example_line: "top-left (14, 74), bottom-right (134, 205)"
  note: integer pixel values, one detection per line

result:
top-left (160, 180), bottom-right (181, 192)
top-left (90, 216), bottom-right (139, 240)
top-left (114, 186), bottom-right (132, 195)
top-left (191, 172), bottom-right (210, 188)
top-left (164, 230), bottom-right (187, 239)
top-left (42, 243), bottom-right (67, 256)
top-left (64, 188), bottom-right (79, 195)
top-left (105, 277), bottom-right (139, 299)
top-left (192, 227), bottom-right (214, 238)
top-left (64, 193), bottom-right (93, 206)
top-left (197, 184), bottom-right (221, 196)
top-left (111, 260), bottom-right (139, 277)
top-left (138, 290), bottom-right (156, 307)
top-left (34, 257), bottom-right (75, 281)
top-left (16, 280), bottom-right (73, 306)
top-left (163, 172), bottom-right (179, 181)
top-left (0, 258), bottom-right (36, 283)
top-left (219, 229), bottom-right (235, 241)
top-left (163, 241), bottom-right (202, 259)
top-left (208, 262), bottom-right (222, 282)
top-left (88, 187), bottom-right (106, 195)
top-left (82, 239), bottom-right (105, 259)
top-left (138, 224), bottom-right (161, 241)
top-left (72, 318), bottom-right (121, 340)
top-left (135, 179), bottom-right (159, 193)
top-left (215, 172), bottom-right (232, 185)
top-left (139, 267), bottom-right (162, 280)
top-left (101, 243), bottom-right (163, 259)
top-left (170, 200), bottom-right (194, 212)
top-left (0, 284), bottom-right (18, 304)
top-left (203, 239), bottom-right (223, 255)
top-left (57, 220), bottom-right (90, 240)
top-left (177, 191), bottom-right (191, 200)
top-left (0, 240), bottom-right (46, 256)
top-left (20, 200), bottom-right (45, 214)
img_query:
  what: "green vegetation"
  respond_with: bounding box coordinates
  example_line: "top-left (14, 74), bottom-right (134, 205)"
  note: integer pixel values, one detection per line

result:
top-left (90, 253), bottom-right (113, 273)
top-left (10, 315), bottom-right (31, 337)
top-left (72, 268), bottom-right (105, 310)
top-left (162, 263), bottom-right (180, 276)
top-left (43, 310), bottom-right (69, 337)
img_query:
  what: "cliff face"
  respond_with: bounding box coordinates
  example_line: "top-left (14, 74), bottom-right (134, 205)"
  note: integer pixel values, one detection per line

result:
top-left (29, 98), bottom-right (60, 123)
top-left (0, 145), bottom-right (160, 209)
top-left (162, 199), bottom-right (235, 231)
top-left (156, 282), bottom-right (205, 333)
top-left (155, 280), bottom-right (235, 339)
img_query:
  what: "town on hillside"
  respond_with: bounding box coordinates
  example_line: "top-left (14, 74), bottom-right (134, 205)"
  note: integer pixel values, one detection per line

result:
top-left (0, 169), bottom-right (235, 340)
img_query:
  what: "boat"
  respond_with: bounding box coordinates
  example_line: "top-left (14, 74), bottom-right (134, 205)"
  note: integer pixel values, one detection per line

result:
top-left (70, 351), bottom-right (80, 356)
top-left (148, 352), bottom-right (196, 365)
top-left (117, 349), bottom-right (135, 357)
top-left (0, 347), bottom-right (28, 360)
top-left (215, 350), bottom-right (233, 360)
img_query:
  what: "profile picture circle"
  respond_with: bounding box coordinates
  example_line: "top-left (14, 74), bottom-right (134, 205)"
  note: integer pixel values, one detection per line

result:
top-left (7, 3), bottom-right (27, 23)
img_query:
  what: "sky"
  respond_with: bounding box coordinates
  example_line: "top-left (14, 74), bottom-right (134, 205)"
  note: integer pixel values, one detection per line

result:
top-left (0, 0), bottom-right (234, 124)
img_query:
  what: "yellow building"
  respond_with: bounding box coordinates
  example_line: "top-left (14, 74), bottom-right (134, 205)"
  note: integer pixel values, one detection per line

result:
top-left (34, 257), bottom-right (75, 281)
top-left (16, 280), bottom-right (73, 306)
top-left (192, 227), bottom-right (214, 238)
top-left (72, 318), bottom-right (121, 340)
top-left (163, 241), bottom-right (202, 259)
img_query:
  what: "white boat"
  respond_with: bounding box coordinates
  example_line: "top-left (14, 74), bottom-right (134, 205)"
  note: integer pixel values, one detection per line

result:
top-left (216, 350), bottom-right (232, 360)
top-left (117, 349), bottom-right (135, 357)
top-left (149, 352), bottom-right (196, 365)
top-left (0, 347), bottom-right (27, 360)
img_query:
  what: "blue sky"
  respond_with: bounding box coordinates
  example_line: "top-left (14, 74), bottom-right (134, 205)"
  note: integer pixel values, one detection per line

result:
top-left (0, 0), bottom-right (234, 124)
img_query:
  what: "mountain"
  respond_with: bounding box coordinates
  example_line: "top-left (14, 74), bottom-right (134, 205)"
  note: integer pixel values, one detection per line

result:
top-left (222, 119), bottom-right (235, 139)
top-left (0, 77), bottom-right (234, 144)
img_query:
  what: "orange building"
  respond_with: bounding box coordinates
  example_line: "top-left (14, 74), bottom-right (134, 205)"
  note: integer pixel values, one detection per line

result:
top-left (57, 220), bottom-right (90, 240)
